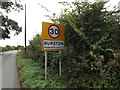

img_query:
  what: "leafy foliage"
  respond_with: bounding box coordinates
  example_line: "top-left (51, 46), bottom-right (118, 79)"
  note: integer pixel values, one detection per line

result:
top-left (25, 34), bottom-right (59, 70)
top-left (1, 15), bottom-right (22, 39)
top-left (17, 51), bottom-right (65, 88)
top-left (1, 2), bottom-right (23, 13)
top-left (50, 1), bottom-right (120, 88)
top-left (0, 1), bottom-right (23, 39)
top-left (1, 45), bottom-right (24, 52)
top-left (1, 45), bottom-right (16, 52)
top-left (25, 34), bottom-right (43, 61)
top-left (17, 1), bottom-right (120, 88)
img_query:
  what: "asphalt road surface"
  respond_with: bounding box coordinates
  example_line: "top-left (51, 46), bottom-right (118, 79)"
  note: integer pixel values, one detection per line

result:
top-left (0, 50), bottom-right (21, 88)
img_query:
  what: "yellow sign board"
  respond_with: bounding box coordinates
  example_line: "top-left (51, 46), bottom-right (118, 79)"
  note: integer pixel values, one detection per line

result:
top-left (41, 22), bottom-right (65, 51)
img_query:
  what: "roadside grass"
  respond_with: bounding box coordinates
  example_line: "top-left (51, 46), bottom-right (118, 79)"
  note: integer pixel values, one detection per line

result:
top-left (17, 51), bottom-right (66, 88)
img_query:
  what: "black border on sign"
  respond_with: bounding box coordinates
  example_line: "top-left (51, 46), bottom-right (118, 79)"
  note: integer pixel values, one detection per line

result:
top-left (48, 24), bottom-right (60, 39)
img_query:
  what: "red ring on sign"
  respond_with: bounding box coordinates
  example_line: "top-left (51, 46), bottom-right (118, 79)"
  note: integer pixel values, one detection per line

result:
top-left (48, 24), bottom-right (60, 39)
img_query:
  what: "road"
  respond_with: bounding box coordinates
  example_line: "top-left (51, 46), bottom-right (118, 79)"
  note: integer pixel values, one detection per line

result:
top-left (0, 50), bottom-right (21, 89)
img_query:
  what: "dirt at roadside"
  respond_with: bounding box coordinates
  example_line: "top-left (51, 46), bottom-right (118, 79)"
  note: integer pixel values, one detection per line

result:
top-left (15, 57), bottom-right (22, 88)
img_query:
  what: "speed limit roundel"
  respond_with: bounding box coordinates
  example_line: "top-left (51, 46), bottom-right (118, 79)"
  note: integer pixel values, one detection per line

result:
top-left (48, 25), bottom-right (60, 39)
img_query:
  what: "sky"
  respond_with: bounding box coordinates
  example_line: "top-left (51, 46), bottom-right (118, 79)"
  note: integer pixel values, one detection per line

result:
top-left (0, 0), bottom-right (120, 47)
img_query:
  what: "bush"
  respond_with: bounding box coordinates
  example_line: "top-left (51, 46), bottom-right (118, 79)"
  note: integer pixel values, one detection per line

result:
top-left (19, 1), bottom-right (120, 88)
top-left (50, 1), bottom-right (120, 88)
top-left (17, 51), bottom-right (66, 88)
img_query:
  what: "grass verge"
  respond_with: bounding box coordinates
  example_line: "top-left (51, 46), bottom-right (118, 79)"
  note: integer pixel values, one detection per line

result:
top-left (17, 51), bottom-right (66, 88)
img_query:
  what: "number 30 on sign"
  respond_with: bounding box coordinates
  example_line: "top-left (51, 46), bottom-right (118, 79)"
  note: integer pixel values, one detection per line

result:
top-left (48, 25), bottom-right (60, 39)
top-left (41, 22), bottom-right (65, 51)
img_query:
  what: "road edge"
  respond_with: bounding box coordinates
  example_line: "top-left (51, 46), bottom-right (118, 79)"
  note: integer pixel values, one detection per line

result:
top-left (16, 52), bottom-right (22, 88)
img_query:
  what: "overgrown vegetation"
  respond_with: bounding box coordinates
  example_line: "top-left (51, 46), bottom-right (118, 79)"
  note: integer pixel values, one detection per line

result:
top-left (17, 1), bottom-right (120, 88)
top-left (0, 45), bottom-right (24, 52)
top-left (0, 1), bottom-right (23, 39)
top-left (17, 51), bottom-right (66, 88)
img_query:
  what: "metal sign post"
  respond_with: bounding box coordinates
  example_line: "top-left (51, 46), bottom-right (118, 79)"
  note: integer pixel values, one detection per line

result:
top-left (59, 50), bottom-right (61, 77)
top-left (45, 51), bottom-right (47, 80)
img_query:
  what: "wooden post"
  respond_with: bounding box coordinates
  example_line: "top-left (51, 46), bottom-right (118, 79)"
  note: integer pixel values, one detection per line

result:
top-left (59, 50), bottom-right (61, 77)
top-left (45, 51), bottom-right (47, 80)
top-left (25, 4), bottom-right (26, 53)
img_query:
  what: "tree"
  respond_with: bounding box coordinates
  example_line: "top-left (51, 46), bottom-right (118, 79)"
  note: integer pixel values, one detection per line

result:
top-left (50, 1), bottom-right (120, 88)
top-left (0, 1), bottom-right (23, 39)
top-left (53, 1), bottom-right (120, 58)
top-left (26, 34), bottom-right (43, 60)
top-left (17, 45), bottom-right (24, 50)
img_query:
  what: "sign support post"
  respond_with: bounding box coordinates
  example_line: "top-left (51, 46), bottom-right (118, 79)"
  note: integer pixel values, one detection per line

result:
top-left (45, 51), bottom-right (47, 80)
top-left (59, 50), bottom-right (61, 77)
